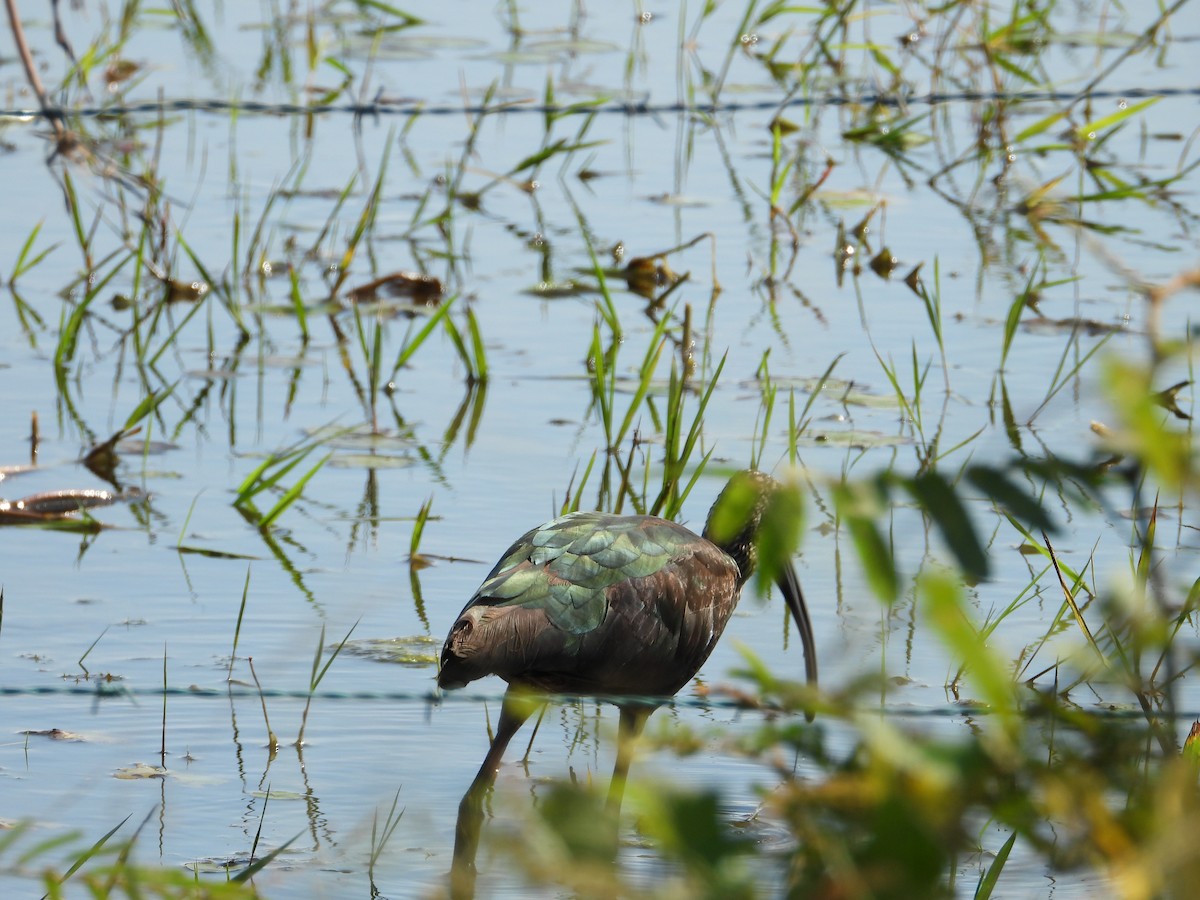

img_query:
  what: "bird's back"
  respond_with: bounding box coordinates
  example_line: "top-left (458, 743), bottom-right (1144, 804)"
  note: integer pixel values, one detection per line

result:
top-left (438, 511), bottom-right (743, 697)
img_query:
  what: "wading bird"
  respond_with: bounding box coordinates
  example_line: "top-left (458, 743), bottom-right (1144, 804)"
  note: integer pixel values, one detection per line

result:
top-left (438, 470), bottom-right (818, 894)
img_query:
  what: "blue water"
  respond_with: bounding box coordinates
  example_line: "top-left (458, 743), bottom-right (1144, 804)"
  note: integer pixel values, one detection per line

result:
top-left (2, 1), bottom-right (1199, 895)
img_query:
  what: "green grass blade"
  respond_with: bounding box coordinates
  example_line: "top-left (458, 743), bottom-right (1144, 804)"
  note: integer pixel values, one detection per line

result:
top-left (258, 452), bottom-right (331, 528)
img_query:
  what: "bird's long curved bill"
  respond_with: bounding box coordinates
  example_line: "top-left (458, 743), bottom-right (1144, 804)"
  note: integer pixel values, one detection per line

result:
top-left (778, 562), bottom-right (818, 720)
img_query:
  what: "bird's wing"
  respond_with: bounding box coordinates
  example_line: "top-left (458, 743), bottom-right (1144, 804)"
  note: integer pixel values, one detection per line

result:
top-left (466, 512), bottom-right (690, 635)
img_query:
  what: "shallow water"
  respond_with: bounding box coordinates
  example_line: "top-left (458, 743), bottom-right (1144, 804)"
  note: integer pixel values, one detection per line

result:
top-left (2, 1), bottom-right (1199, 896)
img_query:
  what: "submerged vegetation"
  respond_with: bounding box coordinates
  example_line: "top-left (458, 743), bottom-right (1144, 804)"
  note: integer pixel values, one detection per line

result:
top-left (1, 0), bottom-right (1198, 897)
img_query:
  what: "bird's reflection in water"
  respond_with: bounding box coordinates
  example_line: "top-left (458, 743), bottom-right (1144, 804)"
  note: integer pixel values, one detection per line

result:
top-left (448, 691), bottom-right (637, 899)
top-left (439, 471), bottom-right (819, 896)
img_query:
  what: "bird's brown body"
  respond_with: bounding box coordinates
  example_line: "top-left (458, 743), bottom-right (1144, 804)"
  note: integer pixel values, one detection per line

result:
top-left (438, 471), bottom-right (817, 898)
top-left (439, 513), bottom-right (743, 698)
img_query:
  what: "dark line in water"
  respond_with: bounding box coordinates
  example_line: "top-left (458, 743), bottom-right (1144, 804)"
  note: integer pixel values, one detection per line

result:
top-left (1, 85), bottom-right (1197, 122)
top-left (1, 684), bottom-right (1194, 721)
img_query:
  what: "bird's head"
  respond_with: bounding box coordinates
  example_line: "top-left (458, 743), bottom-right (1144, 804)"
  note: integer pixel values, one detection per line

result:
top-left (702, 469), bottom-right (777, 583)
top-left (704, 469), bottom-right (818, 708)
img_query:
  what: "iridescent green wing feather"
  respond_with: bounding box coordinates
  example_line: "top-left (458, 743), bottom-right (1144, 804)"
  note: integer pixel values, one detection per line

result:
top-left (469, 512), bottom-right (686, 635)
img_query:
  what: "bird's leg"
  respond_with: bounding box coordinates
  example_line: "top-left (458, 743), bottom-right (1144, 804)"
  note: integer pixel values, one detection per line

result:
top-left (606, 704), bottom-right (654, 817)
top-left (450, 687), bottom-right (542, 900)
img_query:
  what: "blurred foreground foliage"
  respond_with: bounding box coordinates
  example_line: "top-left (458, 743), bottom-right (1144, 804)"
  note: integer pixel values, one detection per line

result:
top-left (489, 298), bottom-right (1200, 898)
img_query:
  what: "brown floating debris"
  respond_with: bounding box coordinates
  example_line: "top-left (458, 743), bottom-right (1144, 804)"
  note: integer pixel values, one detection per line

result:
top-left (1023, 316), bottom-right (1129, 336)
top-left (104, 59), bottom-right (141, 88)
top-left (84, 427), bottom-right (141, 484)
top-left (21, 728), bottom-right (86, 742)
top-left (0, 489), bottom-right (121, 524)
top-left (163, 278), bottom-right (210, 302)
top-left (904, 263), bottom-right (924, 294)
top-left (869, 248), bottom-right (899, 278)
top-left (345, 271), bottom-right (444, 304)
top-left (1153, 380), bottom-right (1191, 420)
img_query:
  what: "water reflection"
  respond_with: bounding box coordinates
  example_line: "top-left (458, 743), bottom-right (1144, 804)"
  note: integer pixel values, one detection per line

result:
top-left (448, 689), bottom-right (641, 899)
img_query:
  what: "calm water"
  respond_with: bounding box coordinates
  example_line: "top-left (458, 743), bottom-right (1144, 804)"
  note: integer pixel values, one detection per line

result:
top-left (2, 2), bottom-right (1199, 896)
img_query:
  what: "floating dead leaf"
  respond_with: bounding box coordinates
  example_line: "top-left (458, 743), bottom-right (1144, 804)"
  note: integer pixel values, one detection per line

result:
top-left (621, 256), bottom-right (682, 299)
top-left (799, 429), bottom-right (912, 448)
top-left (345, 271), bottom-right (444, 304)
top-left (869, 248), bottom-right (899, 278)
top-left (164, 278), bottom-right (209, 302)
top-left (115, 438), bottom-right (178, 455)
top-left (1023, 316), bottom-right (1129, 336)
top-left (84, 425), bottom-right (141, 482)
top-left (327, 453), bottom-right (415, 470)
top-left (104, 59), bottom-right (141, 87)
top-left (304, 425), bottom-right (414, 452)
top-left (523, 280), bottom-right (591, 298)
top-left (248, 789), bottom-right (305, 800)
top-left (904, 263), bottom-right (924, 293)
top-left (186, 856), bottom-right (254, 874)
top-left (645, 193), bottom-right (708, 208)
top-left (342, 635), bottom-right (440, 667)
top-left (1153, 380), bottom-right (1191, 420)
top-left (171, 545), bottom-right (260, 560)
top-left (0, 489), bottom-right (119, 524)
top-left (114, 763), bottom-right (168, 779)
top-left (753, 376), bottom-right (899, 410)
top-left (21, 728), bottom-right (86, 742)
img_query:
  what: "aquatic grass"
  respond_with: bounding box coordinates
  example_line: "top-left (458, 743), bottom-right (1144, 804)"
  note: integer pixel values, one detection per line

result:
top-left (45, 814), bottom-right (132, 895)
top-left (911, 259), bottom-right (948, 390)
top-left (0, 817), bottom-right (260, 897)
top-left (7, 284), bottom-right (45, 343)
top-left (233, 430), bottom-right (338, 528)
top-left (1026, 329), bottom-right (1113, 424)
top-left (965, 562), bottom-right (1051, 687)
top-left (874, 341), bottom-right (931, 443)
top-left (7, 219), bottom-right (58, 285)
top-left (329, 131), bottom-right (394, 302)
top-left (1002, 516), bottom-right (1111, 680)
top-left (974, 830), bottom-right (1018, 900)
top-left (295, 619), bottom-right (359, 747)
top-left (246, 656), bottom-right (278, 753)
top-left (408, 495), bottom-right (434, 569)
top-left (750, 350), bottom-right (778, 473)
top-left (77, 626), bottom-right (109, 677)
top-left (390, 298), bottom-right (454, 381)
top-left (587, 304), bottom-right (674, 459)
top-left (288, 264), bottom-right (309, 343)
top-left (83, 380), bottom-right (178, 480)
top-left (257, 452), bottom-right (331, 529)
top-left (58, 168), bottom-right (96, 272)
top-left (435, 381), bottom-right (489, 456)
top-left (368, 787), bottom-right (405, 891)
top-left (922, 571), bottom-right (1018, 742)
top-left (786, 354), bottom-right (842, 464)
top-left (350, 298), bottom-right (386, 430)
top-left (228, 566), bottom-right (252, 679)
top-left (559, 452), bottom-right (599, 516)
top-left (441, 306), bottom-right (489, 385)
top-left (649, 352), bottom-right (725, 519)
top-left (241, 164), bottom-right (303, 285)
top-left (160, 643), bottom-right (168, 767)
top-left (763, 119), bottom-right (802, 281)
